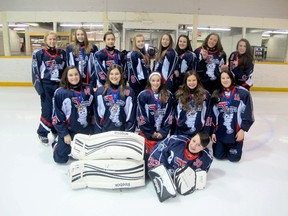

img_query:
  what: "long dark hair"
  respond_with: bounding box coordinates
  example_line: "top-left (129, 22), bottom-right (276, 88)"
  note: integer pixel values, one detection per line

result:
top-left (103, 64), bottom-right (125, 96)
top-left (175, 35), bottom-right (193, 54)
top-left (236, 38), bottom-right (254, 69)
top-left (60, 66), bottom-right (83, 89)
top-left (211, 70), bottom-right (236, 105)
top-left (202, 32), bottom-right (223, 52)
top-left (176, 70), bottom-right (205, 110)
top-left (156, 33), bottom-right (173, 62)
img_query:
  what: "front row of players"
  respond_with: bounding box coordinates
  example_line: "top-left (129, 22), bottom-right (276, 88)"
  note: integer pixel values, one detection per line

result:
top-left (52, 64), bottom-right (254, 165)
top-left (47, 63), bottom-right (253, 200)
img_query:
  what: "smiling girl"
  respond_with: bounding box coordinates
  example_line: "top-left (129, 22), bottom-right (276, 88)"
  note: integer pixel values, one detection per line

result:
top-left (52, 66), bottom-right (94, 163)
top-left (93, 64), bottom-right (136, 133)
top-left (137, 72), bottom-right (174, 154)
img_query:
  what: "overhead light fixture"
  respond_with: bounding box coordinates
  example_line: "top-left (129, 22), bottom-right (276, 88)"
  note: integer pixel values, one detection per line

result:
top-left (13, 28), bottom-right (26, 31)
top-left (263, 30), bottom-right (288, 35)
top-left (186, 26), bottom-right (231, 31)
top-left (60, 23), bottom-right (103, 27)
top-left (0, 23), bottom-right (29, 27)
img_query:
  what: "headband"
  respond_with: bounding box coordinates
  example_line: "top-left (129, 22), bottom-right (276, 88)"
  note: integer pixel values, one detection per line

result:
top-left (149, 72), bottom-right (162, 81)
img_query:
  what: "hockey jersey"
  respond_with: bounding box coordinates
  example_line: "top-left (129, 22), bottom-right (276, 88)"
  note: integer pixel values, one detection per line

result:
top-left (126, 50), bottom-right (150, 96)
top-left (94, 86), bottom-right (136, 133)
top-left (154, 48), bottom-right (178, 91)
top-left (228, 51), bottom-right (254, 89)
top-left (66, 44), bottom-right (98, 84)
top-left (174, 90), bottom-right (211, 137)
top-left (212, 86), bottom-right (255, 143)
top-left (194, 47), bottom-right (226, 83)
top-left (52, 86), bottom-right (94, 138)
top-left (148, 135), bottom-right (213, 172)
top-left (32, 48), bottom-right (66, 95)
top-left (137, 89), bottom-right (174, 140)
top-left (90, 48), bottom-right (125, 88)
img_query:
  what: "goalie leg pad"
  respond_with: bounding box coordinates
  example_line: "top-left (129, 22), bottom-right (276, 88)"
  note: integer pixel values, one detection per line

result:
top-left (69, 159), bottom-right (145, 189)
top-left (148, 165), bottom-right (177, 202)
top-left (70, 131), bottom-right (145, 161)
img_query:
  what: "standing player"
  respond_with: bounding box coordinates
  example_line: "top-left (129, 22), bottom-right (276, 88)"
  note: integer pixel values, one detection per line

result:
top-left (228, 38), bottom-right (254, 90)
top-left (52, 66), bottom-right (94, 163)
top-left (126, 34), bottom-right (150, 96)
top-left (154, 33), bottom-right (178, 92)
top-left (66, 27), bottom-right (98, 84)
top-left (32, 31), bottom-right (66, 145)
top-left (194, 33), bottom-right (226, 94)
top-left (90, 31), bottom-right (125, 89)
top-left (173, 35), bottom-right (197, 93)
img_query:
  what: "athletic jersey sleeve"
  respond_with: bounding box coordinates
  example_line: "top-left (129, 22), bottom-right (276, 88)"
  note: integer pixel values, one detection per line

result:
top-left (158, 92), bottom-right (174, 138)
top-left (52, 88), bottom-right (70, 138)
top-left (137, 91), bottom-right (155, 139)
top-left (31, 49), bottom-right (44, 95)
top-left (240, 89), bottom-right (255, 132)
top-left (124, 87), bottom-right (136, 132)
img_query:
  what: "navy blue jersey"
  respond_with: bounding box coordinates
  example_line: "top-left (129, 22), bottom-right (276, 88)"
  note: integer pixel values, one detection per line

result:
top-left (148, 135), bottom-right (213, 172)
top-left (228, 51), bottom-right (254, 89)
top-left (52, 86), bottom-right (94, 138)
top-left (212, 86), bottom-right (255, 143)
top-left (174, 90), bottom-right (211, 136)
top-left (194, 47), bottom-right (226, 83)
top-left (137, 89), bottom-right (174, 139)
top-left (66, 44), bottom-right (98, 84)
top-left (94, 86), bottom-right (136, 133)
top-left (32, 48), bottom-right (66, 95)
top-left (126, 50), bottom-right (150, 96)
top-left (90, 48), bottom-right (125, 88)
top-left (154, 48), bottom-right (178, 91)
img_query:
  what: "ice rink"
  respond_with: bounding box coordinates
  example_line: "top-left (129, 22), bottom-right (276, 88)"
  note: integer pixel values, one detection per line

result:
top-left (0, 87), bottom-right (287, 216)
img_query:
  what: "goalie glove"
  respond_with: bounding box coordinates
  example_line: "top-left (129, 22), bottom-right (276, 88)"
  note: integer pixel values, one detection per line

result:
top-left (148, 164), bottom-right (177, 202)
top-left (174, 165), bottom-right (207, 196)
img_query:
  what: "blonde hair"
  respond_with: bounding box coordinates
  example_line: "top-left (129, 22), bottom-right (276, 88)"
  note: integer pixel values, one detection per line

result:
top-left (44, 31), bottom-right (57, 44)
top-left (72, 27), bottom-right (93, 55)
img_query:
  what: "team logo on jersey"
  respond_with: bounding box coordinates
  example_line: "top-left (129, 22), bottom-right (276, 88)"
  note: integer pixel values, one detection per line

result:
top-left (131, 75), bottom-right (136, 83)
top-left (137, 116), bottom-right (146, 126)
top-left (148, 157), bottom-right (160, 168)
top-left (175, 157), bottom-right (187, 167)
top-left (98, 71), bottom-right (106, 80)
top-left (193, 158), bottom-right (203, 168)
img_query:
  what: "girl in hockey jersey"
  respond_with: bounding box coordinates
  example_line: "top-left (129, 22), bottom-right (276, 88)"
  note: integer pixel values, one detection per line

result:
top-left (154, 33), bottom-right (178, 92)
top-left (94, 64), bottom-right (136, 133)
top-left (228, 38), bottom-right (254, 90)
top-left (66, 27), bottom-right (98, 84)
top-left (90, 31), bottom-right (125, 89)
top-left (126, 34), bottom-right (150, 96)
top-left (173, 35), bottom-right (197, 93)
top-left (137, 72), bottom-right (174, 154)
top-left (194, 33), bottom-right (227, 94)
top-left (52, 66), bottom-right (94, 163)
top-left (32, 31), bottom-right (66, 145)
top-left (174, 70), bottom-right (211, 137)
top-left (210, 70), bottom-right (254, 162)
top-left (147, 131), bottom-right (213, 172)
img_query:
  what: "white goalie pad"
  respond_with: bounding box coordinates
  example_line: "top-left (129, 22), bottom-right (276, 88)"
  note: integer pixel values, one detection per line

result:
top-left (174, 165), bottom-right (207, 196)
top-left (148, 165), bottom-right (177, 202)
top-left (68, 159), bottom-right (145, 189)
top-left (70, 131), bottom-right (145, 161)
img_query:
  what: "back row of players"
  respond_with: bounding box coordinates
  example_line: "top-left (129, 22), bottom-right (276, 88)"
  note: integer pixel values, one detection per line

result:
top-left (32, 28), bottom-right (254, 165)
